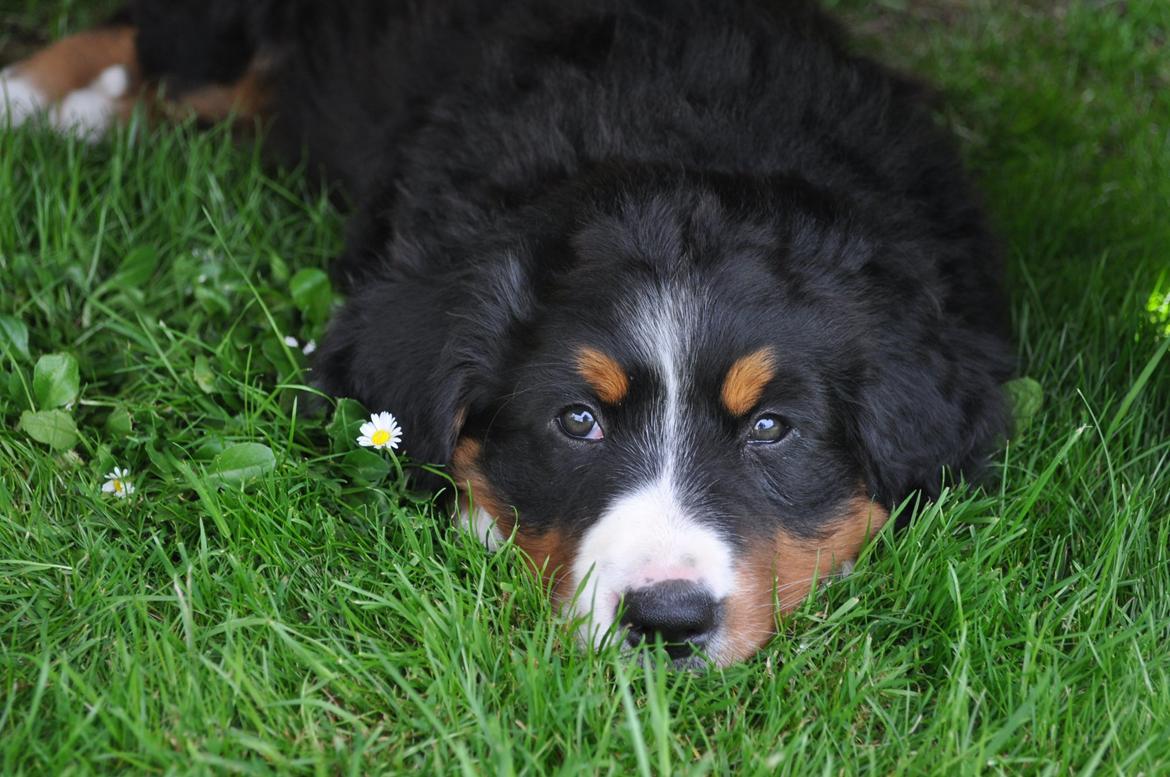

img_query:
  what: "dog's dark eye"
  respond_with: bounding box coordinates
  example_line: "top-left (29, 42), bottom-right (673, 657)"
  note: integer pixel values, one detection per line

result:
top-left (748, 413), bottom-right (791, 444)
top-left (557, 405), bottom-right (604, 440)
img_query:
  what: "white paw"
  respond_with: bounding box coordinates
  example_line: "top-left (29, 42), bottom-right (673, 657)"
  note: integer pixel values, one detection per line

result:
top-left (51, 87), bottom-right (113, 140)
top-left (0, 68), bottom-right (48, 127)
top-left (94, 64), bottom-right (129, 98)
top-left (457, 505), bottom-right (505, 551)
top-left (50, 66), bottom-right (128, 141)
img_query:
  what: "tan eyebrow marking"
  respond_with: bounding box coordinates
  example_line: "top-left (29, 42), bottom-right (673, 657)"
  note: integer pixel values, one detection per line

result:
top-left (576, 347), bottom-right (630, 405)
top-left (721, 347), bottom-right (777, 416)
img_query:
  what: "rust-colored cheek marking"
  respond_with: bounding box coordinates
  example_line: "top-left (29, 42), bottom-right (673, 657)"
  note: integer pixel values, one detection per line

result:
top-left (721, 347), bottom-right (776, 416)
top-left (576, 347), bottom-right (629, 405)
top-left (513, 529), bottom-right (579, 603)
top-left (450, 439), bottom-right (577, 601)
top-left (450, 439), bottom-right (513, 537)
top-left (718, 495), bottom-right (890, 665)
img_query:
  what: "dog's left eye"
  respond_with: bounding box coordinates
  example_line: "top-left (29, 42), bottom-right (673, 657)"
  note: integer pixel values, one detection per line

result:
top-left (557, 405), bottom-right (604, 440)
top-left (748, 413), bottom-right (792, 444)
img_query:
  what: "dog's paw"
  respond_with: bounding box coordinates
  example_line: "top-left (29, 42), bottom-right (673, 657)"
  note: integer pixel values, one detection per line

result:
top-left (0, 67), bottom-right (49, 128)
top-left (50, 65), bottom-right (130, 141)
top-left (458, 505), bottom-right (505, 552)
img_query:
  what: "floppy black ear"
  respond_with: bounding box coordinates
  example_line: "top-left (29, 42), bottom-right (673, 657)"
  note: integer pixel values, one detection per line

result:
top-left (313, 257), bottom-right (531, 474)
top-left (853, 324), bottom-right (1013, 506)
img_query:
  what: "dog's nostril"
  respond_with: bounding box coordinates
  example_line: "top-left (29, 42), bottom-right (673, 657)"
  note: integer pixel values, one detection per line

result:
top-left (620, 579), bottom-right (718, 655)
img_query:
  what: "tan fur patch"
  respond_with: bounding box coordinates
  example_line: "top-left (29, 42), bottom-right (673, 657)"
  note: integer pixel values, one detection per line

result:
top-left (450, 439), bottom-right (513, 537)
top-left (576, 347), bottom-right (630, 405)
top-left (718, 495), bottom-right (889, 665)
top-left (450, 438), bottom-right (577, 600)
top-left (165, 54), bottom-right (274, 126)
top-left (513, 529), bottom-right (579, 602)
top-left (7, 26), bottom-right (274, 132)
top-left (721, 347), bottom-right (777, 416)
top-left (6, 26), bottom-right (139, 103)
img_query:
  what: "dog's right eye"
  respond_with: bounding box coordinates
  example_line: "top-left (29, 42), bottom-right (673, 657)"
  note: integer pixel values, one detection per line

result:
top-left (557, 405), bottom-right (604, 440)
top-left (748, 413), bottom-right (792, 444)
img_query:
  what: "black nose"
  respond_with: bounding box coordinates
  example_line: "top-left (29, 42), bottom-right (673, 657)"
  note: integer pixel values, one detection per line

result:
top-left (620, 580), bottom-right (718, 657)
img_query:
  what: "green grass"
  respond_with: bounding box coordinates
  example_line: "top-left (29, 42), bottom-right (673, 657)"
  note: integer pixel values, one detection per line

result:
top-left (3, 1), bottom-right (1169, 773)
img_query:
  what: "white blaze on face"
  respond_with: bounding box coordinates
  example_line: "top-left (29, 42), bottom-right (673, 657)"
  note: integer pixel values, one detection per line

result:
top-left (568, 283), bottom-right (736, 646)
top-left (570, 473), bottom-right (735, 645)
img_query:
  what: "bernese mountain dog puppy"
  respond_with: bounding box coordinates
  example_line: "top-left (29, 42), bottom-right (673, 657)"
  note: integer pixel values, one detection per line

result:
top-left (1, 0), bottom-right (1014, 666)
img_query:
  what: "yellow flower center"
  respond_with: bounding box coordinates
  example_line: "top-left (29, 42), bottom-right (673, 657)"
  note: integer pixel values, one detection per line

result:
top-left (113, 480), bottom-right (124, 493)
top-left (371, 429), bottom-right (390, 446)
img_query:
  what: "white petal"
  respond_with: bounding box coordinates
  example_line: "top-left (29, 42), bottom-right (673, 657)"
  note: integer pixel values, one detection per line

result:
top-left (101, 481), bottom-right (116, 493)
top-left (122, 482), bottom-right (135, 495)
top-left (302, 341), bottom-right (317, 355)
top-left (358, 422), bottom-right (377, 437)
top-left (356, 435), bottom-right (374, 447)
top-left (283, 335), bottom-right (299, 348)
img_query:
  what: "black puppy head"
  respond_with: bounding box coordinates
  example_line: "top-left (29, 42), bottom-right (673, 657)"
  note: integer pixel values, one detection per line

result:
top-left (317, 167), bottom-right (1009, 666)
top-left (314, 246), bottom-right (533, 474)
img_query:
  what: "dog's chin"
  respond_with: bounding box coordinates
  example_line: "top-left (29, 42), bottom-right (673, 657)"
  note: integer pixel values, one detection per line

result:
top-left (621, 641), bottom-right (728, 672)
top-left (614, 641), bottom-right (717, 672)
top-left (596, 623), bottom-right (733, 672)
top-left (668, 652), bottom-right (717, 672)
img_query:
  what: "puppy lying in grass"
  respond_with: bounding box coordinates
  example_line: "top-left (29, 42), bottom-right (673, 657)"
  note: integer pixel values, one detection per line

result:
top-left (1, 0), bottom-right (1012, 667)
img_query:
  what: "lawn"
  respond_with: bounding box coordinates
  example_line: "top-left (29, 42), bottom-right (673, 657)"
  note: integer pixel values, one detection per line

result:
top-left (2, 1), bottom-right (1169, 773)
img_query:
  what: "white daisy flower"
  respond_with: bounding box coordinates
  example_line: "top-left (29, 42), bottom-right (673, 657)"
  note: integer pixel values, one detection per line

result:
top-left (357, 412), bottom-right (403, 451)
top-left (101, 467), bottom-right (135, 498)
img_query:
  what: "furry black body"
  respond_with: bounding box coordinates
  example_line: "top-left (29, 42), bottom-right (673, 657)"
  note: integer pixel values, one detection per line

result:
top-left (131, 0), bottom-right (1013, 663)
